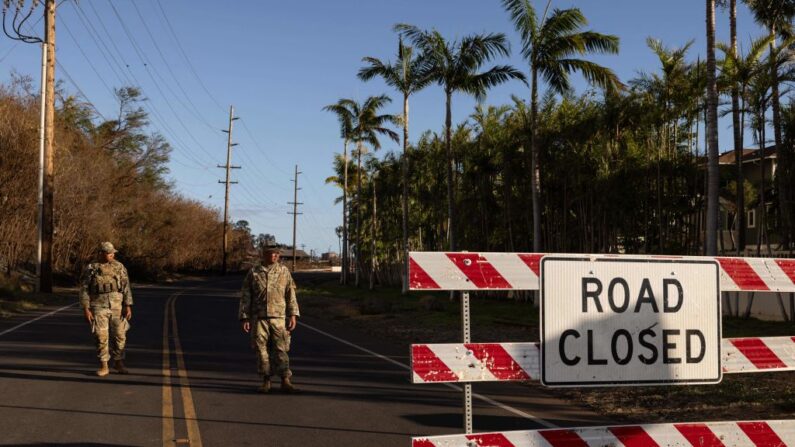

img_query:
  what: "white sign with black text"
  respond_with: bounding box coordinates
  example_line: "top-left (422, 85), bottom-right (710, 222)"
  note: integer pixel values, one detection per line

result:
top-left (541, 257), bottom-right (721, 387)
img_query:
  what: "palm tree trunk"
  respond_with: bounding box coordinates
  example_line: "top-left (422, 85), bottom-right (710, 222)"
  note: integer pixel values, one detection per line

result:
top-left (769, 24), bottom-right (791, 249)
top-left (530, 68), bottom-right (542, 252)
top-left (356, 142), bottom-right (363, 287)
top-left (401, 93), bottom-right (410, 294)
top-left (730, 0), bottom-right (745, 254)
top-left (445, 89), bottom-right (456, 251)
top-left (759, 117), bottom-right (767, 256)
top-left (370, 174), bottom-right (377, 291)
top-left (342, 140), bottom-right (349, 285)
top-left (705, 0), bottom-right (720, 256)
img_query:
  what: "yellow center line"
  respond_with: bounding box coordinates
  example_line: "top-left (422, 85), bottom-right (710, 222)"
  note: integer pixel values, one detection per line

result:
top-left (170, 294), bottom-right (204, 447)
top-left (162, 280), bottom-right (238, 446)
top-left (162, 293), bottom-right (176, 447)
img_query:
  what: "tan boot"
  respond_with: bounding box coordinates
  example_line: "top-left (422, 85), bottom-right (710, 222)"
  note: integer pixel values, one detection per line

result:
top-left (258, 378), bottom-right (271, 394)
top-left (96, 361), bottom-right (109, 377)
top-left (281, 377), bottom-right (298, 393)
top-left (114, 360), bottom-right (129, 374)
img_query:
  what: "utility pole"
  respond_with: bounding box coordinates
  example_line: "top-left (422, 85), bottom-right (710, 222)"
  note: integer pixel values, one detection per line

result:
top-left (288, 165), bottom-right (303, 272)
top-left (40, 0), bottom-right (55, 293)
top-left (219, 105), bottom-right (240, 275)
top-left (35, 40), bottom-right (46, 292)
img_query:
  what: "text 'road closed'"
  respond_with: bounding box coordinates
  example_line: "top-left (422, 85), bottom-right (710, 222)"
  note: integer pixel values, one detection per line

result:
top-left (541, 257), bottom-right (721, 387)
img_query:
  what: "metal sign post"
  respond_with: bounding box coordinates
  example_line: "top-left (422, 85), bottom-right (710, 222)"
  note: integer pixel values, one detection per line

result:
top-left (461, 290), bottom-right (472, 434)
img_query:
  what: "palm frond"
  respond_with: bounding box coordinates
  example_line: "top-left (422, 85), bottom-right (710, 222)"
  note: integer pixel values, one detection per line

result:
top-left (500, 0), bottom-right (537, 45)
top-left (557, 58), bottom-right (622, 91)
top-left (464, 65), bottom-right (527, 101)
top-left (539, 8), bottom-right (588, 42)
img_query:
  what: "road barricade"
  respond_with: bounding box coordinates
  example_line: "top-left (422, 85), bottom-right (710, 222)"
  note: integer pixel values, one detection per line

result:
top-left (408, 252), bottom-right (795, 446)
top-left (413, 420), bottom-right (795, 446)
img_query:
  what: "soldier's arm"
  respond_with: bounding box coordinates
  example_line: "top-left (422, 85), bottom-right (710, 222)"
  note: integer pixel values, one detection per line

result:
top-left (239, 271), bottom-right (253, 321)
top-left (284, 270), bottom-right (300, 317)
top-left (120, 264), bottom-right (133, 306)
top-left (78, 265), bottom-right (92, 309)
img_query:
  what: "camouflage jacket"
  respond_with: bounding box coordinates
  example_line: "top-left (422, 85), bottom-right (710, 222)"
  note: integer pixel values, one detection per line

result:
top-left (239, 263), bottom-right (299, 320)
top-left (78, 260), bottom-right (133, 310)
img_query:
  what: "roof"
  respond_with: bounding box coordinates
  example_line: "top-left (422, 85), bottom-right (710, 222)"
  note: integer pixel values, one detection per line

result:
top-left (279, 248), bottom-right (310, 258)
top-left (715, 146), bottom-right (777, 165)
top-left (718, 149), bottom-right (756, 164)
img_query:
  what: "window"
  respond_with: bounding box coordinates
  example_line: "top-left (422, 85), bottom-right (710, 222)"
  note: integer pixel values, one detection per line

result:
top-left (747, 209), bottom-right (756, 229)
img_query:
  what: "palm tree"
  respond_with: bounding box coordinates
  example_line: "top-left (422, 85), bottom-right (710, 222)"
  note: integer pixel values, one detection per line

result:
top-left (323, 99), bottom-right (354, 284)
top-left (705, 0), bottom-right (720, 256)
top-left (358, 37), bottom-right (432, 293)
top-left (500, 0), bottom-right (620, 251)
top-left (640, 38), bottom-right (693, 250)
top-left (348, 95), bottom-right (399, 286)
top-left (718, 35), bottom-right (774, 254)
top-left (744, 0), bottom-right (795, 249)
top-left (396, 23), bottom-right (525, 251)
top-left (718, 0), bottom-right (745, 252)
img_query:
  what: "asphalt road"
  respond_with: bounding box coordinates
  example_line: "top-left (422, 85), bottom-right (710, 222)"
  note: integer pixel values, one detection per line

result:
top-left (0, 273), bottom-right (606, 446)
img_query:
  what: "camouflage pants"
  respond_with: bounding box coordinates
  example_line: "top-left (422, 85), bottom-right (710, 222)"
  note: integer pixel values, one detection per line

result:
top-left (92, 307), bottom-right (128, 362)
top-left (251, 317), bottom-right (291, 378)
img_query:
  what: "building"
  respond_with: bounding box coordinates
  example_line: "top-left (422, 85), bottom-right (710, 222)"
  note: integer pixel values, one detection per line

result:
top-left (716, 145), bottom-right (779, 253)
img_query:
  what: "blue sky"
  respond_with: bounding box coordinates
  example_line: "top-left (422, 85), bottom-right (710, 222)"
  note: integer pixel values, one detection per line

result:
top-left (0, 0), bottom-right (766, 254)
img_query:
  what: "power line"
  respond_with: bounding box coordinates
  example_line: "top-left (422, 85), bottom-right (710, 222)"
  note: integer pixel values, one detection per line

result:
top-left (129, 1), bottom-right (216, 130)
top-left (73, 1), bottom-right (214, 170)
top-left (154, 0), bottom-right (225, 112)
top-left (59, 16), bottom-right (116, 99)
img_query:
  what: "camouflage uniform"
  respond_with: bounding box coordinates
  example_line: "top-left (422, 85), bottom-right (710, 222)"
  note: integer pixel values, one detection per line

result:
top-left (79, 260), bottom-right (133, 362)
top-left (239, 262), bottom-right (299, 379)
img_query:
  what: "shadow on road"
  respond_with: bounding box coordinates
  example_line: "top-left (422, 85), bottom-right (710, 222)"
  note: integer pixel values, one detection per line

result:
top-left (0, 404), bottom-right (415, 437)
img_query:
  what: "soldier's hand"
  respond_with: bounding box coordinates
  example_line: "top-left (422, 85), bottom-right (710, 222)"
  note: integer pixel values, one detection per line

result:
top-left (242, 320), bottom-right (250, 333)
top-left (83, 308), bottom-right (94, 323)
top-left (123, 305), bottom-right (132, 321)
top-left (287, 315), bottom-right (297, 332)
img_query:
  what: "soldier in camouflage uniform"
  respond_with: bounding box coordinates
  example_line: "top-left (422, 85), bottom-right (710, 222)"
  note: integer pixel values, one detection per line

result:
top-left (79, 242), bottom-right (133, 377)
top-left (239, 247), bottom-right (300, 393)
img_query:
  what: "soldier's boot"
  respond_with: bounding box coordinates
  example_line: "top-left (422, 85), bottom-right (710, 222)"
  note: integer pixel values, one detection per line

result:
top-left (281, 377), bottom-right (298, 393)
top-left (96, 361), bottom-right (109, 377)
top-left (114, 360), bottom-right (129, 374)
top-left (258, 378), bottom-right (271, 394)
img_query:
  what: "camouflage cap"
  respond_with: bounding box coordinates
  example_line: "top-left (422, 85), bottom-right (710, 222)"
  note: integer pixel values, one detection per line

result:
top-left (99, 241), bottom-right (118, 254)
top-left (263, 246), bottom-right (280, 254)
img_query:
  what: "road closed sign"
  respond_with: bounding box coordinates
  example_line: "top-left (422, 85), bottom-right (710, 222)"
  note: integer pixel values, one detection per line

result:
top-left (541, 256), bottom-right (721, 387)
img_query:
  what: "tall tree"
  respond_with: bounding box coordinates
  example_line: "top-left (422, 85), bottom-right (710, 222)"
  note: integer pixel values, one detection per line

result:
top-left (501, 0), bottom-right (620, 251)
top-left (358, 37), bottom-right (432, 293)
top-left (323, 99), bottom-right (355, 284)
top-left (718, 0), bottom-right (746, 252)
top-left (745, 0), bottom-right (795, 249)
top-left (347, 95), bottom-right (399, 286)
top-left (396, 23), bottom-right (525, 251)
top-left (706, 0), bottom-right (720, 255)
top-left (718, 35), bottom-right (774, 253)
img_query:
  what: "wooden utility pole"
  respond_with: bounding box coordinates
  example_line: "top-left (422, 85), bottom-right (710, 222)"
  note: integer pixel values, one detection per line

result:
top-left (219, 105), bottom-right (239, 275)
top-left (288, 165), bottom-right (303, 272)
top-left (40, 0), bottom-right (55, 293)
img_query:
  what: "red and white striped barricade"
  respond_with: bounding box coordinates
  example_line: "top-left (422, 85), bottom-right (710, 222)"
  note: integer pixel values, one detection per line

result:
top-left (407, 252), bottom-right (795, 445)
top-left (409, 252), bottom-right (795, 293)
top-left (411, 336), bottom-right (795, 383)
top-left (412, 420), bottom-right (795, 447)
